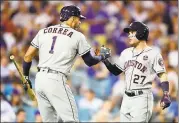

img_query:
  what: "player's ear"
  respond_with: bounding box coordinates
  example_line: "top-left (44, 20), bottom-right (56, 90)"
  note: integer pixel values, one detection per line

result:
top-left (68, 16), bottom-right (74, 22)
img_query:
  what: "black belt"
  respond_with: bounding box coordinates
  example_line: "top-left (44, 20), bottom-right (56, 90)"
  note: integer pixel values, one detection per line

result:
top-left (37, 67), bottom-right (65, 75)
top-left (125, 90), bottom-right (143, 97)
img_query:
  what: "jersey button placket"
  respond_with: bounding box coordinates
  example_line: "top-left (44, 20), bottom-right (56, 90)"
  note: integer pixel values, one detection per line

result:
top-left (128, 56), bottom-right (138, 90)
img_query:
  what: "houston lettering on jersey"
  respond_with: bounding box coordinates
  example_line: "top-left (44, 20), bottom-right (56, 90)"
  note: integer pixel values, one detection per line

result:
top-left (124, 60), bottom-right (147, 73)
top-left (44, 27), bottom-right (73, 38)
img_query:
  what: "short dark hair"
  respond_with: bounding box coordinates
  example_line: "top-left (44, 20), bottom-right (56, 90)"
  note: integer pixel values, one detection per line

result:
top-left (16, 108), bottom-right (25, 115)
top-left (88, 89), bottom-right (95, 94)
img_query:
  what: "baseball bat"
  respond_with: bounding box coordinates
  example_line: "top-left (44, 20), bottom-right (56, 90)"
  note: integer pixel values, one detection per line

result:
top-left (10, 55), bottom-right (37, 101)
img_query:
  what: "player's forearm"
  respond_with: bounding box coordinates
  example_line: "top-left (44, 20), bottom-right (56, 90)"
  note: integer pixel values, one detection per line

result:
top-left (24, 46), bottom-right (38, 62)
top-left (23, 55), bottom-right (33, 76)
top-left (82, 51), bottom-right (102, 66)
top-left (103, 59), bottom-right (123, 76)
top-left (23, 46), bottom-right (37, 76)
top-left (158, 72), bottom-right (168, 82)
top-left (158, 72), bottom-right (171, 110)
top-left (158, 72), bottom-right (169, 93)
top-left (23, 60), bottom-right (32, 76)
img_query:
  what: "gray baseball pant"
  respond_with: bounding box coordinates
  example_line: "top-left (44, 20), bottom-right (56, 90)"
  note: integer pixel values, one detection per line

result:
top-left (120, 90), bottom-right (153, 122)
top-left (35, 69), bottom-right (79, 122)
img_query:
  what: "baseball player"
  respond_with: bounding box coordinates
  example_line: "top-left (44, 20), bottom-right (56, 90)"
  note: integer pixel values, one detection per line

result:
top-left (22, 5), bottom-right (110, 122)
top-left (103, 21), bottom-right (171, 122)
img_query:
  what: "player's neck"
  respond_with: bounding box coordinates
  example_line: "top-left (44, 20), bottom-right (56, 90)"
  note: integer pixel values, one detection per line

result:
top-left (61, 21), bottom-right (72, 28)
top-left (135, 41), bottom-right (148, 51)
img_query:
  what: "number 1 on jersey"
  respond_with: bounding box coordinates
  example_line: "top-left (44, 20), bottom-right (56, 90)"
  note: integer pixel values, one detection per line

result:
top-left (49, 36), bottom-right (57, 54)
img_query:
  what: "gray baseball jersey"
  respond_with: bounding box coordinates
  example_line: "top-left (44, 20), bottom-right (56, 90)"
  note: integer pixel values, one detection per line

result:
top-left (31, 23), bottom-right (91, 76)
top-left (117, 46), bottom-right (166, 122)
top-left (31, 24), bottom-right (91, 122)
top-left (114, 46), bottom-right (166, 90)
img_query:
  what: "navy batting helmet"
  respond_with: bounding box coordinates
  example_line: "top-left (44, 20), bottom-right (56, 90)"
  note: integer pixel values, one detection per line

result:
top-left (123, 21), bottom-right (149, 41)
top-left (60, 5), bottom-right (86, 22)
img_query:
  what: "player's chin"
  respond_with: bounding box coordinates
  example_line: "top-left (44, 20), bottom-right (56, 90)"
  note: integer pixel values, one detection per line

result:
top-left (129, 41), bottom-right (135, 47)
top-left (74, 26), bottom-right (80, 30)
top-left (129, 40), bottom-right (139, 47)
top-left (129, 44), bottom-right (135, 47)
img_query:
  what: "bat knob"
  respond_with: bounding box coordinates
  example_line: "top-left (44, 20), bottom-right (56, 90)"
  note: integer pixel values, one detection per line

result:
top-left (10, 55), bottom-right (15, 60)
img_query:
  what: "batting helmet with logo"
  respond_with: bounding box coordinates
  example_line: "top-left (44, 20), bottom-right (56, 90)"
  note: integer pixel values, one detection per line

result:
top-left (60, 5), bottom-right (86, 22)
top-left (123, 21), bottom-right (149, 41)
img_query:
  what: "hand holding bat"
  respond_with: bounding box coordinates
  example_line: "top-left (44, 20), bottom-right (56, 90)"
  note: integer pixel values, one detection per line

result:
top-left (10, 55), bottom-right (37, 101)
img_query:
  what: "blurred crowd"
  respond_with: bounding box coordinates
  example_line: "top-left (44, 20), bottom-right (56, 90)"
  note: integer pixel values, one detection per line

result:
top-left (0, 1), bottom-right (178, 122)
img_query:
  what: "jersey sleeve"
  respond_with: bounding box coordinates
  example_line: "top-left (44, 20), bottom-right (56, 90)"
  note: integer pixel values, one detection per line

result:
top-left (78, 33), bottom-right (91, 56)
top-left (152, 53), bottom-right (166, 74)
top-left (31, 31), bottom-right (40, 49)
top-left (114, 51), bottom-right (126, 71)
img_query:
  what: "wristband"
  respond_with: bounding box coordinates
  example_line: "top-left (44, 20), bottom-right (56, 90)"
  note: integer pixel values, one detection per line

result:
top-left (23, 60), bottom-right (32, 76)
top-left (161, 81), bottom-right (169, 92)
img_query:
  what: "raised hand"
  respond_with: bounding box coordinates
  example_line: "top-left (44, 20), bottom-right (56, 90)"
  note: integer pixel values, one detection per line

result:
top-left (100, 45), bottom-right (111, 60)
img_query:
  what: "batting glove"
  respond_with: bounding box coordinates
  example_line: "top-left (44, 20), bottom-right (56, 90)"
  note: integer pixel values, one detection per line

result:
top-left (160, 92), bottom-right (171, 110)
top-left (23, 76), bottom-right (32, 91)
top-left (100, 45), bottom-right (111, 60)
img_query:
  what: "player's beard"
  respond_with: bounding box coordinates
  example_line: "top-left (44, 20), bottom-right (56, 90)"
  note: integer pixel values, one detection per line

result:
top-left (74, 23), bottom-right (80, 30)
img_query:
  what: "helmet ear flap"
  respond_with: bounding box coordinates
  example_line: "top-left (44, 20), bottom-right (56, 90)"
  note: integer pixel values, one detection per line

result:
top-left (135, 30), bottom-right (141, 40)
top-left (60, 13), bottom-right (70, 22)
top-left (135, 28), bottom-right (148, 40)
